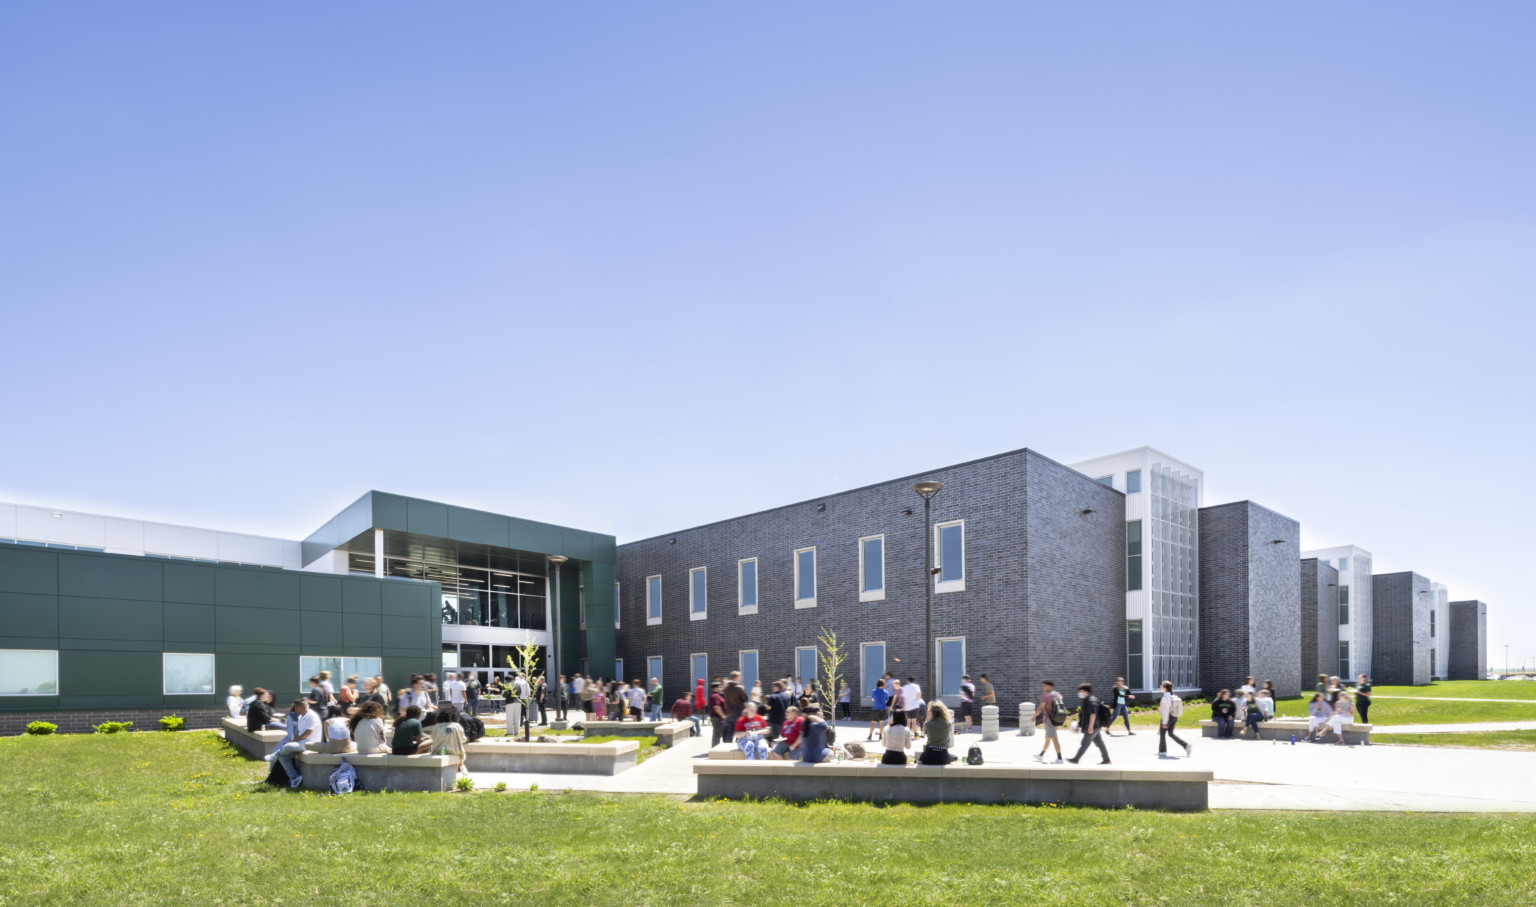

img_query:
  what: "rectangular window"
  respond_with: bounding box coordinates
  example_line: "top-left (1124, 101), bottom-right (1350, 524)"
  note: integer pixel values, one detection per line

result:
top-left (935, 521), bottom-right (965, 593)
top-left (738, 558), bottom-right (758, 614)
top-left (1125, 469), bottom-right (1142, 493)
top-left (796, 646), bottom-right (818, 689)
top-left (691, 653), bottom-right (708, 688)
top-left (1431, 648), bottom-right (1437, 677)
top-left (1431, 610), bottom-right (1436, 638)
top-left (1127, 620), bottom-right (1144, 690)
top-left (647, 656), bottom-right (663, 686)
top-left (739, 650), bottom-right (759, 689)
top-left (615, 658), bottom-right (624, 683)
top-left (614, 581), bottom-right (621, 630)
top-left (1340, 602), bottom-right (1349, 624)
top-left (1338, 556), bottom-right (1350, 572)
top-left (646, 575), bottom-right (662, 625)
top-left (794, 547), bottom-right (817, 608)
top-left (859, 535), bottom-right (885, 602)
top-left (936, 637), bottom-right (965, 698)
top-left (300, 655), bottom-right (342, 693)
top-left (1095, 475), bottom-right (1114, 487)
top-left (1126, 520), bottom-right (1143, 592)
top-left (689, 567), bottom-right (708, 621)
top-left (1339, 585), bottom-right (1349, 606)
top-left (860, 642), bottom-right (886, 708)
top-left (0, 649), bottom-right (59, 695)
top-left (1339, 640), bottom-right (1351, 680)
top-left (164, 652), bottom-right (215, 695)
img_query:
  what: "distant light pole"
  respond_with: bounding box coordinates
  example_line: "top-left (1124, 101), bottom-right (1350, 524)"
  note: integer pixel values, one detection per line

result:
top-left (549, 555), bottom-right (569, 728)
top-left (912, 481), bottom-right (944, 702)
top-left (1505, 644), bottom-right (1511, 676)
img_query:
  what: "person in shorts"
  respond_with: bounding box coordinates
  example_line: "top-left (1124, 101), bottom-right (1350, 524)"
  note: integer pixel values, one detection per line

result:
top-left (867, 679), bottom-right (891, 741)
top-left (1032, 680), bottom-right (1063, 763)
top-left (957, 674), bottom-right (977, 734)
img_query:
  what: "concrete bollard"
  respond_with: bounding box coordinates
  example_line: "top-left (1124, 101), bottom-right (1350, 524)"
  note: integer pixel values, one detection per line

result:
top-left (1018, 701), bottom-right (1035, 735)
top-left (981, 705), bottom-right (1000, 741)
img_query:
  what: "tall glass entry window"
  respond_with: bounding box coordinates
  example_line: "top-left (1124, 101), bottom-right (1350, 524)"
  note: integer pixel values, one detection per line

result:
top-left (1126, 621), bottom-right (1144, 690)
top-left (936, 638), bottom-right (965, 698)
top-left (348, 547), bottom-right (548, 632)
top-left (739, 650), bottom-right (759, 689)
top-left (796, 646), bottom-right (818, 690)
top-left (860, 642), bottom-right (886, 707)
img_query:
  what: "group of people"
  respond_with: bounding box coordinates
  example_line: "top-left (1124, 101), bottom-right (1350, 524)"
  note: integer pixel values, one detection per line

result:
top-left (227, 670), bottom-right (504, 788)
top-left (551, 674), bottom-right (666, 723)
top-left (1029, 677), bottom-right (1158, 765)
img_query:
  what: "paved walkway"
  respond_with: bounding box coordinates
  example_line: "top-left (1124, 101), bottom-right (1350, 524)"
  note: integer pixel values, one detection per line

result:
top-left (459, 719), bottom-right (1536, 812)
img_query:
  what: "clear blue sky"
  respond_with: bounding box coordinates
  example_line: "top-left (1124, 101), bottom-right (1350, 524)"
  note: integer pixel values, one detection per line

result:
top-left (3, 5), bottom-right (1532, 666)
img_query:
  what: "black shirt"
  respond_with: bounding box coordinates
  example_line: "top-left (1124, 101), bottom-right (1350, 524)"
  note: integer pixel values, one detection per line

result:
top-left (1211, 699), bottom-right (1237, 719)
top-left (1078, 695), bottom-right (1102, 730)
top-left (246, 700), bottom-right (273, 732)
top-left (765, 691), bottom-right (791, 725)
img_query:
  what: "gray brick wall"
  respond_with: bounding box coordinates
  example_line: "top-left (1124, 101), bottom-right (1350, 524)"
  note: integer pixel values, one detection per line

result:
top-left (0, 707), bottom-right (227, 736)
top-left (1300, 558), bottom-right (1340, 683)
top-left (1197, 501), bottom-right (1302, 695)
top-left (1372, 572), bottom-right (1432, 685)
top-left (1448, 600), bottom-right (1488, 680)
top-left (614, 448), bottom-right (1126, 723)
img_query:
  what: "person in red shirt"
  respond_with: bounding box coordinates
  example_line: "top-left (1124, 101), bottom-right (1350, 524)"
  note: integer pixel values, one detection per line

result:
top-left (770, 706), bottom-right (804, 760)
top-left (734, 702), bottom-right (770, 759)
top-left (671, 697), bottom-right (699, 736)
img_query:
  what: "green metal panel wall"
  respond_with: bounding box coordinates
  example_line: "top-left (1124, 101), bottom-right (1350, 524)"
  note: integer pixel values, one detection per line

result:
top-left (0, 546), bottom-right (441, 713)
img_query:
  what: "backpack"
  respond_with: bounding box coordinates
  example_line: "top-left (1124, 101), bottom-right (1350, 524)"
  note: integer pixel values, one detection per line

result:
top-left (1095, 700), bottom-right (1113, 727)
top-left (1169, 694), bottom-right (1184, 718)
top-left (966, 744), bottom-right (983, 765)
top-left (329, 761), bottom-right (356, 794)
top-left (1048, 696), bottom-right (1067, 727)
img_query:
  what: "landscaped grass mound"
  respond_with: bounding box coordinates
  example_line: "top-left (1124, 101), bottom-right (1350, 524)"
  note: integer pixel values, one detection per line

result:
top-left (1, 731), bottom-right (1533, 905)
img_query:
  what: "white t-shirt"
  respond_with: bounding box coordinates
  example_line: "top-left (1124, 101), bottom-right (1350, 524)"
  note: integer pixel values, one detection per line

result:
top-left (1238, 684), bottom-right (1256, 696)
top-left (571, 677), bottom-right (586, 695)
top-left (900, 683), bottom-right (923, 710)
top-left (287, 709), bottom-right (321, 745)
top-left (226, 696), bottom-right (245, 718)
top-left (326, 717), bottom-right (350, 740)
top-left (627, 686), bottom-right (646, 707)
top-left (444, 679), bottom-right (466, 704)
top-left (882, 723), bottom-right (910, 751)
top-left (512, 678), bottom-right (530, 700)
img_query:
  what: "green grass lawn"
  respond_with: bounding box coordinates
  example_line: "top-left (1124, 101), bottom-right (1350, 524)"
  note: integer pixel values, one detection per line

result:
top-left (3, 732), bottom-right (1536, 905)
top-left (1372, 730), bottom-right (1536, 751)
top-left (1124, 690), bottom-right (1536, 728)
top-left (1371, 680), bottom-right (1536, 701)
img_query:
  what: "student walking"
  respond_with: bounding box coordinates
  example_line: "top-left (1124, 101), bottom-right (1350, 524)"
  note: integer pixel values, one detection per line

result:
top-left (1032, 681), bottom-right (1064, 763)
top-left (900, 676), bottom-right (924, 738)
top-left (1067, 684), bottom-right (1111, 765)
top-left (867, 680), bottom-right (891, 741)
top-left (1210, 690), bottom-right (1237, 739)
top-left (957, 675), bottom-right (977, 734)
top-left (1109, 677), bottom-right (1135, 736)
top-left (721, 672), bottom-right (749, 743)
top-left (978, 674), bottom-right (996, 712)
top-left (464, 673), bottom-right (481, 717)
top-left (1354, 673), bottom-right (1373, 723)
top-left (837, 682), bottom-right (853, 722)
top-left (709, 681), bottom-right (729, 747)
top-left (1156, 681), bottom-right (1191, 758)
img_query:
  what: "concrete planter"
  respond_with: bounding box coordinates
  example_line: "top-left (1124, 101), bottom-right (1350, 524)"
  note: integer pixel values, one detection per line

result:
top-left (464, 739), bottom-right (639, 775)
top-left (1198, 718), bottom-right (1372, 745)
top-left (576, 720), bottom-right (692, 747)
top-left (221, 717), bottom-right (285, 760)
top-left (296, 752), bottom-right (459, 793)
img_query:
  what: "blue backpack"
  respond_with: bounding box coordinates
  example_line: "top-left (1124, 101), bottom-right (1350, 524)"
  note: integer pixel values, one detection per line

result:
top-left (329, 761), bottom-right (357, 794)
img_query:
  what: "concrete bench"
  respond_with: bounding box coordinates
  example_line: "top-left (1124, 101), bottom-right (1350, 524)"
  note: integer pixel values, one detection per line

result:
top-left (709, 743), bottom-right (744, 760)
top-left (295, 752), bottom-right (460, 793)
top-left (1198, 718), bottom-right (1372, 745)
top-left (222, 717), bottom-right (286, 760)
top-left (578, 720), bottom-right (693, 747)
top-left (464, 739), bottom-right (638, 775)
top-left (693, 762), bottom-right (1211, 811)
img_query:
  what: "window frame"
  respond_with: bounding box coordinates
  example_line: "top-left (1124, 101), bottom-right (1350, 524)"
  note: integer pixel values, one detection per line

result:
top-left (737, 557), bottom-right (759, 615)
top-left (0, 648), bottom-right (59, 696)
top-left (646, 574), bottom-right (663, 626)
top-left (934, 520), bottom-right (965, 594)
top-left (738, 649), bottom-right (759, 689)
top-left (858, 534), bottom-right (886, 602)
top-left (793, 547), bottom-right (817, 609)
top-left (163, 651), bottom-right (216, 696)
top-left (1094, 475), bottom-right (1114, 488)
top-left (859, 641), bottom-right (886, 708)
top-left (1126, 520), bottom-right (1143, 592)
top-left (647, 655), bottom-right (663, 686)
top-left (613, 581), bottom-right (621, 630)
top-left (690, 653), bottom-right (709, 688)
top-left (1125, 469), bottom-right (1142, 494)
top-left (614, 658), bottom-right (624, 683)
top-left (1126, 620), bottom-right (1144, 690)
top-left (935, 636), bottom-right (966, 699)
top-left (689, 566), bottom-right (708, 621)
top-left (795, 645), bottom-right (818, 689)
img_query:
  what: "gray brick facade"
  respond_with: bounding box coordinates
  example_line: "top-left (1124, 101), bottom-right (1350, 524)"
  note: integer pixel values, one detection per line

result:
top-left (1372, 572), bottom-right (1432, 685)
top-left (1197, 501), bottom-right (1302, 695)
top-left (1448, 600), bottom-right (1488, 680)
top-left (1300, 558), bottom-right (1340, 683)
top-left (614, 448), bottom-right (1126, 724)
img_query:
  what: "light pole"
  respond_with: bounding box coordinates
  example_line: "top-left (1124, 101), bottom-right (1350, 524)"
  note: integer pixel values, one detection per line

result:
top-left (549, 555), bottom-right (569, 729)
top-left (912, 481), bottom-right (944, 704)
top-left (1505, 644), bottom-right (1511, 677)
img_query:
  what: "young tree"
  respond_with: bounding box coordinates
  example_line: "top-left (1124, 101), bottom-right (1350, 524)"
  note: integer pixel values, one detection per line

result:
top-left (505, 634), bottom-right (547, 741)
top-left (817, 627), bottom-right (847, 729)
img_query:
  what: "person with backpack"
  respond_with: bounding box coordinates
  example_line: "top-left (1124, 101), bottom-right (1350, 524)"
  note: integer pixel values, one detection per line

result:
top-left (867, 679), bottom-right (892, 742)
top-left (1156, 680), bottom-right (1191, 758)
top-left (1032, 680), bottom-right (1065, 764)
top-left (464, 672), bottom-right (481, 717)
top-left (1066, 683), bottom-right (1111, 765)
top-left (1109, 677), bottom-right (1136, 736)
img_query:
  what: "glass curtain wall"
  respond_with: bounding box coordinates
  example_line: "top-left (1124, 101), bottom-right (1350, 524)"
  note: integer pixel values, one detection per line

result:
top-left (348, 551), bottom-right (547, 631)
top-left (1150, 464), bottom-right (1199, 690)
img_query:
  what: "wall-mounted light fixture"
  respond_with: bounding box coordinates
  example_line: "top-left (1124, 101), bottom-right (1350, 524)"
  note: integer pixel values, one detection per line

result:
top-left (816, 503), bottom-right (826, 512)
top-left (1081, 508), bottom-right (1096, 515)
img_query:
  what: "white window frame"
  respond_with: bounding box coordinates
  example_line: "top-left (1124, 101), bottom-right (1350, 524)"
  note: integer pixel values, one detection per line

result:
top-left (1125, 469), bottom-right (1142, 494)
top-left (858, 534), bottom-right (886, 602)
top-left (739, 649), bottom-right (759, 688)
top-left (934, 520), bottom-right (966, 594)
top-left (0, 648), bottom-right (60, 696)
top-left (935, 636), bottom-right (966, 700)
top-left (737, 557), bottom-right (759, 616)
top-left (689, 566), bottom-right (708, 621)
top-left (646, 574), bottom-right (663, 626)
top-left (647, 655), bottom-right (663, 685)
top-left (795, 645), bottom-right (819, 689)
top-left (859, 641), bottom-right (886, 708)
top-left (691, 653), bottom-right (709, 687)
top-left (793, 546), bottom-right (817, 609)
top-left (613, 581), bottom-right (621, 630)
top-left (163, 652), bottom-right (216, 696)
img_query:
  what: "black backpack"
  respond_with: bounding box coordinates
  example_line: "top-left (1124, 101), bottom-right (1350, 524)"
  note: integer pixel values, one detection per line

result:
top-left (1095, 700), bottom-right (1113, 727)
top-left (966, 743), bottom-right (983, 765)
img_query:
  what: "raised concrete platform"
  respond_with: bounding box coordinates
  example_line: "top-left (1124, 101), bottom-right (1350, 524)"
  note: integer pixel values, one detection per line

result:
top-left (578, 720), bottom-right (692, 747)
top-left (709, 743), bottom-right (744, 760)
top-left (222, 717), bottom-right (285, 760)
top-left (296, 752), bottom-right (460, 792)
top-left (1199, 718), bottom-right (1372, 745)
top-left (464, 740), bottom-right (638, 775)
top-left (693, 761), bottom-right (1212, 811)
